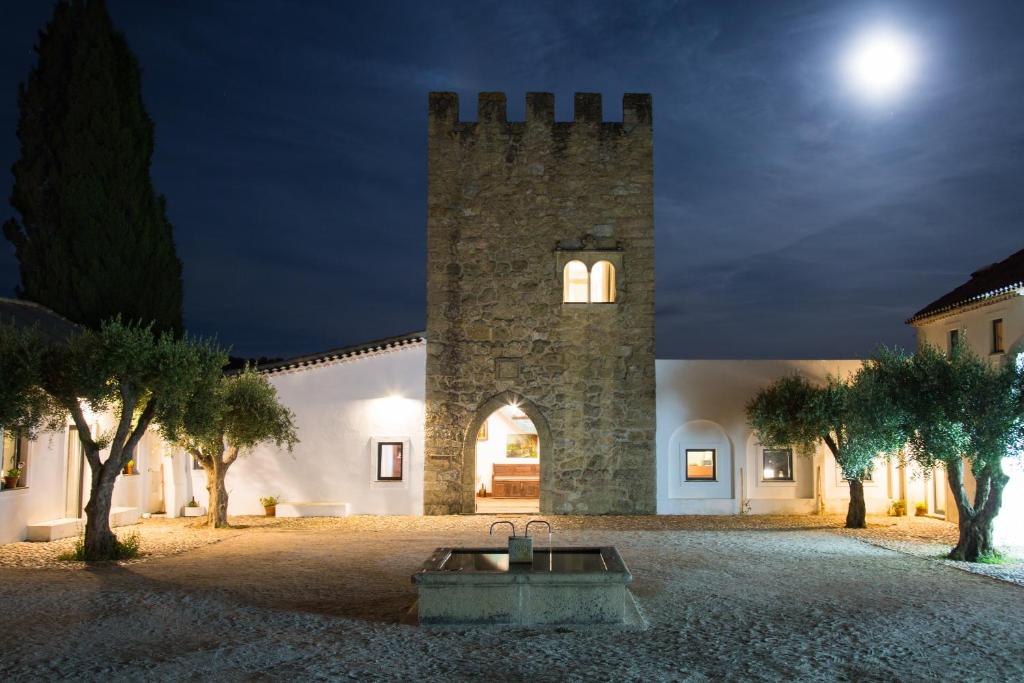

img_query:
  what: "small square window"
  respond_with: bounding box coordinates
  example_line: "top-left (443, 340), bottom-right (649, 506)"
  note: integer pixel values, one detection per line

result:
top-left (377, 442), bottom-right (403, 481)
top-left (685, 449), bottom-right (716, 481)
top-left (948, 329), bottom-right (959, 354)
top-left (762, 448), bottom-right (793, 481)
top-left (992, 319), bottom-right (1005, 354)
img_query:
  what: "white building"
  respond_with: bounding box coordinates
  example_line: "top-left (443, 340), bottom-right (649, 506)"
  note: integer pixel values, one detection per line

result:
top-left (6, 244), bottom-right (1023, 544)
top-left (907, 247), bottom-right (1024, 545)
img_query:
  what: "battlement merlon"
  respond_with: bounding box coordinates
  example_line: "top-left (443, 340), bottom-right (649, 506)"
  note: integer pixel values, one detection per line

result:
top-left (428, 92), bottom-right (652, 127)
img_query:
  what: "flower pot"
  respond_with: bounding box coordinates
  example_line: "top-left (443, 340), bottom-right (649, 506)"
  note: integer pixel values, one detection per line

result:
top-left (182, 506), bottom-right (206, 518)
top-left (915, 508), bottom-right (927, 517)
top-left (264, 505), bottom-right (276, 517)
top-left (3, 476), bottom-right (19, 489)
top-left (124, 463), bottom-right (135, 475)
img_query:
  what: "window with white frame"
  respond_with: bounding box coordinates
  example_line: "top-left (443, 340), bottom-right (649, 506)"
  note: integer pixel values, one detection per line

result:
top-left (376, 442), bottom-right (404, 481)
top-left (1, 428), bottom-right (28, 490)
top-left (762, 448), bottom-right (793, 481)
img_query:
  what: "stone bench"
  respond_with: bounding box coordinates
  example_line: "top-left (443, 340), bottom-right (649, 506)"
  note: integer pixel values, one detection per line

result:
top-left (26, 506), bottom-right (140, 542)
top-left (276, 502), bottom-right (351, 518)
top-left (26, 517), bottom-right (83, 542)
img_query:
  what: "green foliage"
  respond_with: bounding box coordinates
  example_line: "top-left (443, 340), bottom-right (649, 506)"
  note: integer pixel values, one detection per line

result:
top-left (0, 324), bottom-right (63, 434)
top-left (3, 0), bottom-right (182, 335)
top-left (873, 344), bottom-right (1024, 476)
top-left (745, 368), bottom-right (907, 480)
top-left (260, 495), bottom-right (280, 507)
top-left (163, 368), bottom-right (298, 464)
top-left (59, 530), bottom-right (141, 562)
top-left (976, 551), bottom-right (1016, 565)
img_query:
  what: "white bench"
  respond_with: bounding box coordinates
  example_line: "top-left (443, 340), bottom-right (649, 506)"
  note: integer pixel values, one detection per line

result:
top-left (26, 506), bottom-right (141, 542)
top-left (275, 502), bottom-right (351, 518)
top-left (27, 517), bottom-right (83, 542)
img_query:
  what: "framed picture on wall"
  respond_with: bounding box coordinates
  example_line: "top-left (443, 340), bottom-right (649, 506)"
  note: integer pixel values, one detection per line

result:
top-left (506, 434), bottom-right (538, 458)
top-left (477, 421), bottom-right (488, 441)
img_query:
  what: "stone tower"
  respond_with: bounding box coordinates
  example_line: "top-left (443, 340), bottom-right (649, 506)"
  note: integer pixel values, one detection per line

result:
top-left (424, 91), bottom-right (655, 514)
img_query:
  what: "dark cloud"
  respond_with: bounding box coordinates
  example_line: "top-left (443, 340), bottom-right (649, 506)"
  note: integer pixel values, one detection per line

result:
top-left (1, 0), bottom-right (1021, 358)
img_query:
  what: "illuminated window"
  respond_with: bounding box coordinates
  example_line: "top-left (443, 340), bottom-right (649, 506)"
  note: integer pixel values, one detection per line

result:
top-left (685, 449), bottom-right (716, 481)
top-left (562, 260), bottom-right (589, 303)
top-left (992, 318), bottom-right (1004, 354)
top-left (589, 261), bottom-right (616, 303)
top-left (377, 442), bottom-right (403, 481)
top-left (762, 449), bottom-right (793, 481)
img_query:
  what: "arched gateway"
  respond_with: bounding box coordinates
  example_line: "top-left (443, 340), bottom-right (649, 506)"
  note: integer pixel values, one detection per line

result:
top-left (462, 391), bottom-right (552, 513)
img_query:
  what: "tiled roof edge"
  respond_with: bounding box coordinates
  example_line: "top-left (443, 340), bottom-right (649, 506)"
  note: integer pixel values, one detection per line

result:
top-left (252, 332), bottom-right (426, 375)
top-left (905, 283), bottom-right (1023, 325)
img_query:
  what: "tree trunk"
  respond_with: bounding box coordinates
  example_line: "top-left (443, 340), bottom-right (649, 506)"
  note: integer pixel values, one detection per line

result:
top-left (846, 478), bottom-right (867, 528)
top-left (949, 466), bottom-right (1006, 562)
top-left (205, 458), bottom-right (230, 528)
top-left (82, 461), bottom-right (118, 560)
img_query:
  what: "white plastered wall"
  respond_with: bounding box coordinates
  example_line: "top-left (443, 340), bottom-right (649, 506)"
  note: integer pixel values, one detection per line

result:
top-left (187, 343), bottom-right (426, 517)
top-left (656, 359), bottom-right (896, 515)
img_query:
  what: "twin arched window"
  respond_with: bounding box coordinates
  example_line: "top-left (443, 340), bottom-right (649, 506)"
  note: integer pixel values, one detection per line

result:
top-left (563, 260), bottom-right (616, 303)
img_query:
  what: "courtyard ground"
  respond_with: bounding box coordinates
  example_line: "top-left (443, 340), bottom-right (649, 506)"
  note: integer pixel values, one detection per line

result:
top-left (0, 514), bottom-right (1021, 681)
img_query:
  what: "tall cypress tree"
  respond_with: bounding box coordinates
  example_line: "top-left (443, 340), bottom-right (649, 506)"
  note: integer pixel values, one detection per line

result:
top-left (4, 0), bottom-right (182, 335)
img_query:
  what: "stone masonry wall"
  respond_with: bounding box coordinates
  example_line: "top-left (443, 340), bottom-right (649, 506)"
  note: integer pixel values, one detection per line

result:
top-left (424, 91), bottom-right (656, 514)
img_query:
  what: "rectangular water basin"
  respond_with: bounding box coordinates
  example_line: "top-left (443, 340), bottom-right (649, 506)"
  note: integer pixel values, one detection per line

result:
top-left (411, 546), bottom-right (632, 626)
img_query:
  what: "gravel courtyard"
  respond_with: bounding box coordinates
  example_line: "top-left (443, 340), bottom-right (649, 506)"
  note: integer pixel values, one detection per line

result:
top-left (0, 515), bottom-right (1021, 682)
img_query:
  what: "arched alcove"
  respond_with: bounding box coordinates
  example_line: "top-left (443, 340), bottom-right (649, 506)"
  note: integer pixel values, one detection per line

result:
top-left (667, 419), bottom-right (733, 500)
top-left (461, 391), bottom-right (552, 513)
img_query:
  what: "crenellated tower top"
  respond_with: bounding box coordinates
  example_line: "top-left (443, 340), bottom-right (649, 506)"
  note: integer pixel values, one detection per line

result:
top-left (428, 92), bottom-right (652, 129)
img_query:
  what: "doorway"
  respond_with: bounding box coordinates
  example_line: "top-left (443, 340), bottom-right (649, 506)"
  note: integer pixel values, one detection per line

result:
top-left (474, 403), bottom-right (540, 514)
top-left (65, 426), bottom-right (84, 519)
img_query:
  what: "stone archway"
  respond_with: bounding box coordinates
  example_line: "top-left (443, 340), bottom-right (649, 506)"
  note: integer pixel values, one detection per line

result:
top-left (461, 391), bottom-right (552, 513)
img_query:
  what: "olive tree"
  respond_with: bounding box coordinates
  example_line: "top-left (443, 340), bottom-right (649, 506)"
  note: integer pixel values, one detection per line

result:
top-left (0, 319), bottom-right (224, 559)
top-left (874, 344), bottom-right (1024, 561)
top-left (746, 368), bottom-right (907, 528)
top-left (162, 368), bottom-right (297, 527)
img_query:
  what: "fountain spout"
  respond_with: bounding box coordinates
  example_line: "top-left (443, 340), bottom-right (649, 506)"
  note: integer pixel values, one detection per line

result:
top-left (489, 520), bottom-right (516, 537)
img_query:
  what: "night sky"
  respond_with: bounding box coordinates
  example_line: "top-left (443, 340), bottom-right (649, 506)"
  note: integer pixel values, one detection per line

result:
top-left (2, 1), bottom-right (1023, 360)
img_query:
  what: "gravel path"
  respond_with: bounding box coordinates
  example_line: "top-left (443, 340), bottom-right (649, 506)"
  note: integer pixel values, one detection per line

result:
top-left (0, 515), bottom-right (1021, 681)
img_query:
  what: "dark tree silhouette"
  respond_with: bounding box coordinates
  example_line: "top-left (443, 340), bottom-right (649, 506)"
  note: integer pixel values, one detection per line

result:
top-left (4, 0), bottom-right (182, 335)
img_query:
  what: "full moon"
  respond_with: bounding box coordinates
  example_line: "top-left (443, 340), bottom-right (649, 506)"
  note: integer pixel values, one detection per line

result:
top-left (842, 26), bottom-right (919, 102)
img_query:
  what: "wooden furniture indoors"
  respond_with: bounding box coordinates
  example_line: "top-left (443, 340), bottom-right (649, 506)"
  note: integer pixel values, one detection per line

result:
top-left (491, 463), bottom-right (540, 498)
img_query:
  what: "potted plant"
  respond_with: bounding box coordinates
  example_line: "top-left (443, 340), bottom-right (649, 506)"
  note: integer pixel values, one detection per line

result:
top-left (123, 459), bottom-right (135, 475)
top-left (891, 499), bottom-right (906, 516)
top-left (182, 497), bottom-right (206, 517)
top-left (915, 501), bottom-right (928, 517)
top-left (3, 467), bottom-right (22, 489)
top-left (260, 495), bottom-right (279, 517)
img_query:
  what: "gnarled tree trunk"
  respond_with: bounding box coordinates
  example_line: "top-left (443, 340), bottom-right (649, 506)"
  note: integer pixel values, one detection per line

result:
top-left (83, 454), bottom-right (119, 559)
top-left (205, 457), bottom-right (229, 528)
top-left (948, 461), bottom-right (1007, 561)
top-left (846, 478), bottom-right (867, 528)
top-left (73, 393), bottom-right (156, 561)
top-left (199, 444), bottom-right (238, 528)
